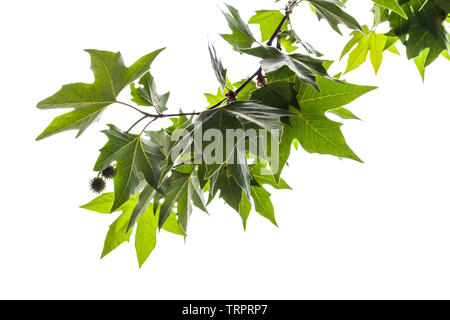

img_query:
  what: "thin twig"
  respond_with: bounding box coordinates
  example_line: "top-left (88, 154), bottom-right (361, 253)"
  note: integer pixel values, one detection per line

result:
top-left (116, 101), bottom-right (151, 116)
top-left (267, 15), bottom-right (289, 46)
top-left (126, 115), bottom-right (148, 133)
top-left (235, 67), bottom-right (263, 94)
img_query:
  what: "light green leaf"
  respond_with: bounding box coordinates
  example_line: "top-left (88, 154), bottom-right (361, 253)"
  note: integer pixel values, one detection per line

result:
top-left (248, 10), bottom-right (288, 42)
top-left (161, 211), bottom-right (187, 236)
top-left (101, 195), bottom-right (138, 258)
top-left (327, 107), bottom-right (361, 120)
top-left (342, 26), bottom-right (390, 74)
top-left (135, 203), bottom-right (158, 268)
top-left (442, 50), bottom-right (450, 61)
top-left (80, 192), bottom-right (115, 214)
top-left (414, 48), bottom-right (430, 81)
top-left (369, 32), bottom-right (387, 74)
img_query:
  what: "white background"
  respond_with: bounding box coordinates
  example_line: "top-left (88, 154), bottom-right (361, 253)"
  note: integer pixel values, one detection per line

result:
top-left (1, 0), bottom-right (449, 299)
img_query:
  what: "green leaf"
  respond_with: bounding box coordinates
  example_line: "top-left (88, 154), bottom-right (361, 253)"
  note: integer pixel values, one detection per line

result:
top-left (221, 4), bottom-right (256, 51)
top-left (36, 48), bottom-right (164, 140)
top-left (250, 80), bottom-right (295, 111)
top-left (327, 107), bottom-right (361, 120)
top-left (80, 192), bottom-right (115, 214)
top-left (309, 0), bottom-right (363, 35)
top-left (406, 24), bottom-right (448, 66)
top-left (94, 125), bottom-right (165, 212)
top-left (250, 162), bottom-right (291, 190)
top-left (292, 108), bottom-right (362, 162)
top-left (431, 0), bottom-right (450, 12)
top-left (130, 72), bottom-right (169, 113)
top-left (292, 76), bottom-right (376, 161)
top-left (296, 76), bottom-right (377, 114)
top-left (101, 195), bottom-right (138, 258)
top-left (135, 203), bottom-right (158, 268)
top-left (159, 168), bottom-right (207, 232)
top-left (278, 30), bottom-right (323, 56)
top-left (241, 46), bottom-right (338, 91)
top-left (190, 101), bottom-right (292, 197)
top-left (82, 190), bottom-right (185, 236)
top-left (345, 36), bottom-right (370, 73)
top-left (414, 48), bottom-right (430, 81)
top-left (387, 0), bottom-right (449, 66)
top-left (341, 26), bottom-right (388, 74)
top-left (340, 30), bottom-right (364, 60)
top-left (205, 88), bottom-right (226, 107)
top-left (208, 43), bottom-right (228, 90)
top-left (248, 10), bottom-right (288, 42)
top-left (373, 0), bottom-right (408, 19)
top-left (209, 167), bottom-right (243, 213)
top-left (222, 100), bottom-right (295, 130)
top-left (251, 186), bottom-right (277, 227)
top-left (126, 184), bottom-right (156, 232)
top-left (369, 32), bottom-right (388, 74)
top-left (442, 50), bottom-right (450, 61)
top-left (239, 191), bottom-right (252, 230)
top-left (161, 210), bottom-right (187, 236)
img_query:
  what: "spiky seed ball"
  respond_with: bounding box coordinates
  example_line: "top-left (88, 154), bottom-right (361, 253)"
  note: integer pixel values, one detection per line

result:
top-left (90, 177), bottom-right (106, 194)
top-left (101, 166), bottom-right (116, 179)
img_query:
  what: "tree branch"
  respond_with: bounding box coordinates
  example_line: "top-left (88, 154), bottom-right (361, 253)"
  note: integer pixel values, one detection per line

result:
top-left (125, 0), bottom-right (297, 129)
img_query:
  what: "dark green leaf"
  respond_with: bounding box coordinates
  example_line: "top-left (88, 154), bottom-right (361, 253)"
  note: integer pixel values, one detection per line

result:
top-left (241, 46), bottom-right (339, 91)
top-left (208, 43), bottom-right (228, 90)
top-left (372, 0), bottom-right (408, 19)
top-left (309, 0), bottom-right (363, 35)
top-left (36, 49), bottom-right (164, 140)
top-left (221, 4), bottom-right (256, 51)
top-left (94, 125), bottom-right (165, 211)
top-left (159, 168), bottom-right (207, 231)
top-left (130, 72), bottom-right (169, 113)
